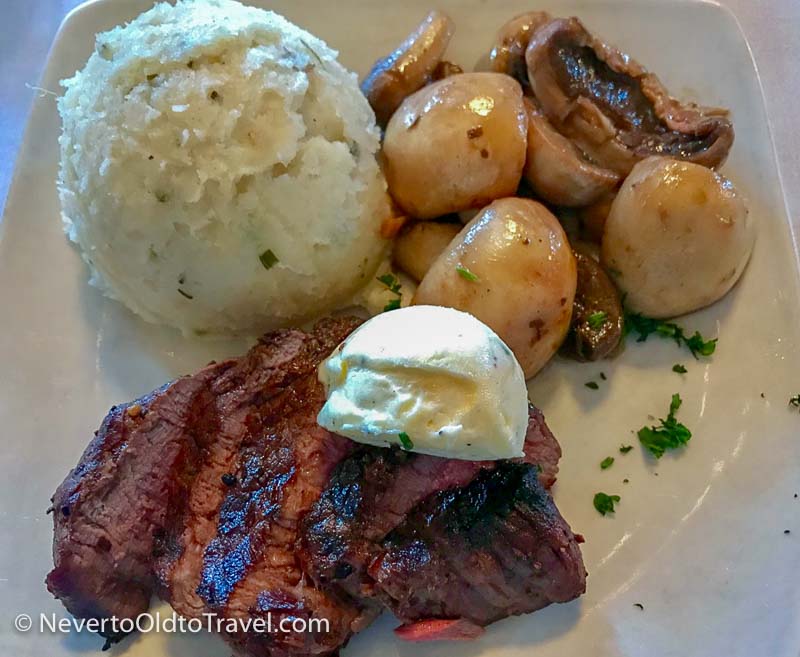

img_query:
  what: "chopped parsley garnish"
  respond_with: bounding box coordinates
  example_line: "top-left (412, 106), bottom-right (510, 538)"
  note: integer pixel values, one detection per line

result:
top-left (259, 249), bottom-right (279, 270)
top-left (790, 395), bottom-right (800, 410)
top-left (585, 381), bottom-right (599, 390)
top-left (685, 333), bottom-right (717, 357)
top-left (637, 393), bottom-right (692, 458)
top-left (594, 492), bottom-right (620, 516)
top-left (600, 456), bottom-right (614, 470)
top-left (600, 372), bottom-right (607, 381)
top-left (625, 312), bottom-right (717, 359)
top-left (672, 364), bottom-right (688, 374)
top-left (587, 311), bottom-right (608, 329)
top-left (455, 264), bottom-right (480, 282)
top-left (619, 444), bottom-right (634, 454)
top-left (177, 288), bottom-right (193, 300)
top-left (377, 273), bottom-right (402, 312)
top-left (398, 432), bottom-right (414, 450)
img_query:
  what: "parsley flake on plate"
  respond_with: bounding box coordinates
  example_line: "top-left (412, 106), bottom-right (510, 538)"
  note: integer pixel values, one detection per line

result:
top-left (585, 381), bottom-right (599, 390)
top-left (259, 249), bottom-right (279, 270)
top-left (637, 393), bottom-right (692, 458)
top-left (600, 456), bottom-right (614, 470)
top-left (672, 364), bottom-right (687, 374)
top-left (619, 444), bottom-right (633, 454)
top-left (790, 395), bottom-right (800, 410)
top-left (625, 312), bottom-right (717, 359)
top-left (594, 492), bottom-right (620, 516)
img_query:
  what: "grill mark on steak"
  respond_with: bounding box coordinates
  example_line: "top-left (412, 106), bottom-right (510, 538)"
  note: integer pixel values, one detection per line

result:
top-left (156, 318), bottom-right (367, 656)
top-left (299, 405), bottom-right (562, 606)
top-left (299, 448), bottom-right (488, 602)
top-left (368, 462), bottom-right (587, 628)
top-left (154, 318), bottom-right (360, 620)
top-left (46, 369), bottom-right (226, 631)
top-left (197, 375), bottom-right (351, 610)
top-left (199, 375), bottom-right (369, 656)
top-left (47, 314), bottom-right (586, 656)
top-left (48, 317), bottom-right (368, 655)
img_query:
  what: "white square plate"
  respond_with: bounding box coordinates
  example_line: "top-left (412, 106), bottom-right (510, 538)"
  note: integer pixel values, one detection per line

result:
top-left (2, 1), bottom-right (800, 656)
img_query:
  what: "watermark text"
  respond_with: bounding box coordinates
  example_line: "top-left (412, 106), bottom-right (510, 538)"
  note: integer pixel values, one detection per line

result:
top-left (13, 611), bottom-right (329, 636)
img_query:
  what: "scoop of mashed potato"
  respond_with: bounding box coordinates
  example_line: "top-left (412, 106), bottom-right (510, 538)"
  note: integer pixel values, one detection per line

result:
top-left (58, 0), bottom-right (390, 334)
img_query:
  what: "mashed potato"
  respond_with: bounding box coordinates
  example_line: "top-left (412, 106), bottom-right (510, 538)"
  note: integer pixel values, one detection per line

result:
top-left (58, 0), bottom-right (390, 334)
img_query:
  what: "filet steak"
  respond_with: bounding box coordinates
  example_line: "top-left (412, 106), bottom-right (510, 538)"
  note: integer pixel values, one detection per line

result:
top-left (46, 315), bottom-right (586, 656)
top-left (298, 406), bottom-right (563, 603)
top-left (48, 317), bottom-right (367, 654)
top-left (369, 461), bottom-right (587, 636)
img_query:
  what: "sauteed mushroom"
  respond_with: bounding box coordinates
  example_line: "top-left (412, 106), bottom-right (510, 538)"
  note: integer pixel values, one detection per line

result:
top-left (601, 157), bottom-right (753, 318)
top-left (393, 221), bottom-right (461, 282)
top-left (431, 60), bottom-right (464, 80)
top-left (488, 11), bottom-right (552, 88)
top-left (561, 244), bottom-right (624, 361)
top-left (414, 197), bottom-right (576, 378)
top-left (579, 192), bottom-right (616, 243)
top-left (523, 98), bottom-right (620, 207)
top-left (383, 72), bottom-right (528, 219)
top-left (526, 17), bottom-right (734, 176)
top-left (361, 10), bottom-right (455, 126)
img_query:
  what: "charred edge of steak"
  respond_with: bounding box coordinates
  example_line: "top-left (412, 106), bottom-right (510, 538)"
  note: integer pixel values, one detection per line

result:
top-left (185, 319), bottom-right (365, 656)
top-left (46, 371), bottom-right (225, 628)
top-left (154, 316), bottom-right (363, 611)
top-left (46, 316), bottom-right (363, 654)
top-left (300, 446), bottom-right (488, 602)
top-left (300, 405), bottom-right (563, 606)
top-left (369, 462), bottom-right (587, 626)
top-left (299, 448), bottom-right (412, 596)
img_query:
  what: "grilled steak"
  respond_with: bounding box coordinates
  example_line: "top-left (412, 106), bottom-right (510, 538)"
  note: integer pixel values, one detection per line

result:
top-left (48, 317), bottom-right (368, 654)
top-left (47, 315), bottom-right (585, 655)
top-left (369, 462), bottom-right (587, 636)
top-left (46, 370), bottom-right (226, 629)
top-left (298, 406), bottom-right (562, 602)
top-left (299, 449), bottom-right (486, 604)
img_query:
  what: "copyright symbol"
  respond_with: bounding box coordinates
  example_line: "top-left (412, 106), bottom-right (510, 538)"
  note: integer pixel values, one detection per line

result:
top-left (14, 614), bottom-right (32, 632)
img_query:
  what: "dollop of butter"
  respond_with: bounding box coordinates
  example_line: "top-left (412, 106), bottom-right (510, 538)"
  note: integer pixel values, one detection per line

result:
top-left (317, 305), bottom-right (529, 460)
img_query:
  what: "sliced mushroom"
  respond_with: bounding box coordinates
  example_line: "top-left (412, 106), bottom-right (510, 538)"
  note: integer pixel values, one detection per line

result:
top-left (431, 60), bottom-right (464, 81)
top-left (523, 98), bottom-right (620, 207)
top-left (488, 11), bottom-right (552, 88)
top-left (525, 17), bottom-right (734, 176)
top-left (561, 244), bottom-right (624, 361)
top-left (579, 191), bottom-right (616, 243)
top-left (393, 221), bottom-right (461, 282)
top-left (361, 10), bottom-right (455, 126)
